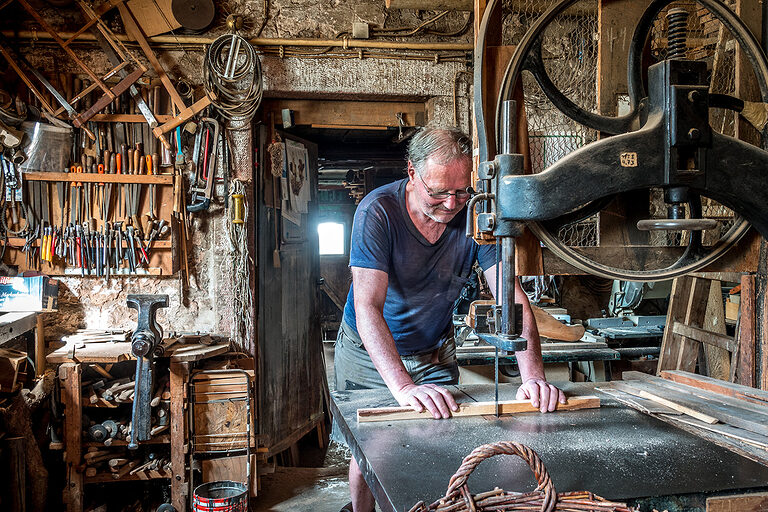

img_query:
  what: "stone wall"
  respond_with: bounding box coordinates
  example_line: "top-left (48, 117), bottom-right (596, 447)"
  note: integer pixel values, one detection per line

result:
top-left (7, 0), bottom-right (473, 339)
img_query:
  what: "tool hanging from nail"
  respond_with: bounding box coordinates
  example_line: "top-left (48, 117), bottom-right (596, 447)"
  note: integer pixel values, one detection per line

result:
top-left (187, 117), bottom-right (218, 212)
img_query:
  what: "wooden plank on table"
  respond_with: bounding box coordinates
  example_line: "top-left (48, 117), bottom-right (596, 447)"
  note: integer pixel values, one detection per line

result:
top-left (671, 322), bottom-right (737, 352)
top-left (625, 371), bottom-right (768, 420)
top-left (737, 274), bottom-right (756, 387)
top-left (168, 343), bottom-right (230, 362)
top-left (665, 415), bottom-right (768, 451)
top-left (660, 370), bottom-right (768, 405)
top-left (707, 492), bottom-right (768, 512)
top-left (618, 379), bottom-right (768, 435)
top-left (357, 396), bottom-right (600, 422)
top-left (596, 386), bottom-right (682, 415)
top-left (46, 342), bottom-right (133, 364)
top-left (612, 381), bottom-right (719, 424)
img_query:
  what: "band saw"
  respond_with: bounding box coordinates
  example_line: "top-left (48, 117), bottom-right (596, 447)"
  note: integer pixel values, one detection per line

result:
top-left (469, 0), bottom-right (768, 407)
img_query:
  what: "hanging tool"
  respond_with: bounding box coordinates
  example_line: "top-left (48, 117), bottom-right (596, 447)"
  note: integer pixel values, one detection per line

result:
top-left (187, 117), bottom-right (218, 212)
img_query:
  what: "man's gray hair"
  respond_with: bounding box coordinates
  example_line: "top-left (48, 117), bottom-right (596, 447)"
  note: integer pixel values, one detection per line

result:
top-left (407, 126), bottom-right (471, 175)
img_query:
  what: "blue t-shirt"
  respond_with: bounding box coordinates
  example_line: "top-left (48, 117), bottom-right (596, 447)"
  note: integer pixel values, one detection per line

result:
top-left (343, 179), bottom-right (496, 355)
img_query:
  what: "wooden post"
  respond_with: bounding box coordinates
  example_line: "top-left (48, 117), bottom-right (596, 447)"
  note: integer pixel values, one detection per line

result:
top-left (60, 363), bottom-right (82, 512)
top-left (738, 274), bottom-right (756, 387)
top-left (6, 437), bottom-right (25, 512)
top-left (34, 314), bottom-right (45, 377)
top-left (733, 0), bottom-right (762, 145)
top-left (170, 361), bottom-right (188, 512)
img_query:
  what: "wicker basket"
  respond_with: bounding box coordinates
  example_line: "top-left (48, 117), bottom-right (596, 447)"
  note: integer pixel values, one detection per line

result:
top-left (408, 441), bottom-right (637, 512)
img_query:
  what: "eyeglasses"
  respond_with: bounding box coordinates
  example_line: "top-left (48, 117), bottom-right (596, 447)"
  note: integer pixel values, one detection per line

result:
top-left (417, 173), bottom-right (472, 201)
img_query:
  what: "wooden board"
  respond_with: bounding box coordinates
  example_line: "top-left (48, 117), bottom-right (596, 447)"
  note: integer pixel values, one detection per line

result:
top-left (170, 361), bottom-right (187, 512)
top-left (263, 99), bottom-right (426, 129)
top-left (202, 455), bottom-right (258, 497)
top-left (660, 370), bottom-right (768, 405)
top-left (701, 280), bottom-right (731, 381)
top-left (611, 381), bottom-right (719, 424)
top-left (357, 395), bottom-right (600, 422)
top-left (191, 371), bottom-right (255, 451)
top-left (126, 0), bottom-right (180, 37)
top-left (619, 378), bottom-right (768, 436)
top-left (707, 492), bottom-right (768, 512)
top-left (737, 274), bottom-right (756, 387)
top-left (46, 341), bottom-right (228, 363)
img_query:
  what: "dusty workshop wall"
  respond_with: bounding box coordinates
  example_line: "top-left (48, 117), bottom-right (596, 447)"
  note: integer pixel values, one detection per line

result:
top-left (6, 0), bottom-right (473, 341)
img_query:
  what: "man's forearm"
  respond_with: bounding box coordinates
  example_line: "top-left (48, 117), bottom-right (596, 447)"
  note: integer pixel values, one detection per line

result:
top-left (355, 306), bottom-right (414, 394)
top-left (515, 284), bottom-right (546, 382)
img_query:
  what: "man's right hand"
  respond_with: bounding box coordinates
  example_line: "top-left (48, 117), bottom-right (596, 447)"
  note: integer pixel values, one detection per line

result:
top-left (393, 383), bottom-right (459, 419)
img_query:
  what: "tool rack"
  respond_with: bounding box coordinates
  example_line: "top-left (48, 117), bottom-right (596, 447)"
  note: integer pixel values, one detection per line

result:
top-left (48, 341), bottom-right (230, 512)
top-left (3, 170), bottom-right (179, 275)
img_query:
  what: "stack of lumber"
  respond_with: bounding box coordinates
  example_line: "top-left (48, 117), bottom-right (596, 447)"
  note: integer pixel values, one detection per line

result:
top-left (599, 371), bottom-right (768, 463)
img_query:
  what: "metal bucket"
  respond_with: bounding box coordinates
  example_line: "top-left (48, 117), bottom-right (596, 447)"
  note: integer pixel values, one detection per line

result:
top-left (193, 480), bottom-right (248, 512)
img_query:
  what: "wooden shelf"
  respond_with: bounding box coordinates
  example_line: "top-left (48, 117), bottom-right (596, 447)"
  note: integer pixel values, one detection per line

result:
top-left (84, 468), bottom-right (171, 484)
top-left (5, 238), bottom-right (172, 249)
top-left (23, 171), bottom-right (174, 185)
top-left (82, 397), bottom-right (170, 408)
top-left (88, 114), bottom-right (175, 124)
top-left (82, 435), bottom-right (170, 448)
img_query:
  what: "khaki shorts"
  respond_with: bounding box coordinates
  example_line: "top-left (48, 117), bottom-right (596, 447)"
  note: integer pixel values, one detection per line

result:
top-left (333, 321), bottom-right (459, 391)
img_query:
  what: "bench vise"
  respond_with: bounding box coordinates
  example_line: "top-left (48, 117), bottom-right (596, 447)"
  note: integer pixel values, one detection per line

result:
top-left (127, 294), bottom-right (169, 450)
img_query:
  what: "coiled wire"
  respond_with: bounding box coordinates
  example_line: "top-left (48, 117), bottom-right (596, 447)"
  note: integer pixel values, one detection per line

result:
top-left (205, 33), bottom-right (263, 121)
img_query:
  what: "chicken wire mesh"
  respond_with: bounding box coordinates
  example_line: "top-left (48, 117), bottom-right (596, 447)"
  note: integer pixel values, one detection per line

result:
top-left (498, 0), bottom-right (755, 249)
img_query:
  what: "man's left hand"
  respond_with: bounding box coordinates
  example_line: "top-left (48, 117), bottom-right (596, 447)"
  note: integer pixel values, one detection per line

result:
top-left (516, 379), bottom-right (566, 413)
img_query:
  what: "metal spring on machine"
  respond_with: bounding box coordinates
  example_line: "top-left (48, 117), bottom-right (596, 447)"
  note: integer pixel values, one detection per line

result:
top-left (666, 8), bottom-right (690, 59)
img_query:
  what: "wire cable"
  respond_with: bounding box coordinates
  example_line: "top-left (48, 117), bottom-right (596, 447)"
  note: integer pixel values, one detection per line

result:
top-left (205, 33), bottom-right (263, 121)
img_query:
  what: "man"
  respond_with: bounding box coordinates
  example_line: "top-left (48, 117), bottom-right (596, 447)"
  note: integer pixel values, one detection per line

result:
top-left (335, 127), bottom-right (564, 512)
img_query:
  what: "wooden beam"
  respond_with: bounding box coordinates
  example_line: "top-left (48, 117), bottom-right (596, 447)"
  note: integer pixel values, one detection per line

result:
top-left (671, 322), bottom-right (737, 353)
top-left (60, 363), bottom-right (83, 512)
top-left (34, 314), bottom-right (45, 377)
top-left (357, 396), bottom-right (600, 422)
top-left (263, 99), bottom-right (426, 129)
top-left (660, 370), bottom-right (768, 405)
top-left (707, 492), bottom-right (768, 512)
top-left (738, 274), bottom-right (756, 387)
top-left (170, 361), bottom-right (187, 512)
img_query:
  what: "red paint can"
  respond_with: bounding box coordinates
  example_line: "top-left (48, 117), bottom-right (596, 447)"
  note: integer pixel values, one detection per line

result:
top-left (193, 481), bottom-right (248, 512)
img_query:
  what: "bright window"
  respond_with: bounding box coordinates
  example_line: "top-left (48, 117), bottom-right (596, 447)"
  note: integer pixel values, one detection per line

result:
top-left (318, 222), bottom-right (345, 255)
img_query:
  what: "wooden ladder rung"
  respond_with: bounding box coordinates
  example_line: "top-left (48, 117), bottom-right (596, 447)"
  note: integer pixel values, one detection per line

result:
top-left (62, 17), bottom-right (100, 47)
top-left (53, 62), bottom-right (131, 116)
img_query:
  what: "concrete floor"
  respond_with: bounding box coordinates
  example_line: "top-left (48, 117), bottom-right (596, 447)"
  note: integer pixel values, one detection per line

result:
top-left (251, 343), bottom-right (356, 512)
top-left (251, 444), bottom-right (352, 512)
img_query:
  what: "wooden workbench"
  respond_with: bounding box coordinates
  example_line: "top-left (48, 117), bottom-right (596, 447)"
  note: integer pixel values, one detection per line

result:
top-left (49, 341), bottom-right (230, 512)
top-left (330, 382), bottom-right (768, 512)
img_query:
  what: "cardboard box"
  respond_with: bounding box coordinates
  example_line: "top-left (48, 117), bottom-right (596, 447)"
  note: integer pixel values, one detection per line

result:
top-left (0, 275), bottom-right (58, 312)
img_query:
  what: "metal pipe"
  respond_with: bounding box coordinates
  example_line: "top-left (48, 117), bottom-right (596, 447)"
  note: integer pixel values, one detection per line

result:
top-left (500, 236), bottom-right (516, 336)
top-left (3, 30), bottom-right (473, 51)
top-left (500, 99), bottom-right (516, 155)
